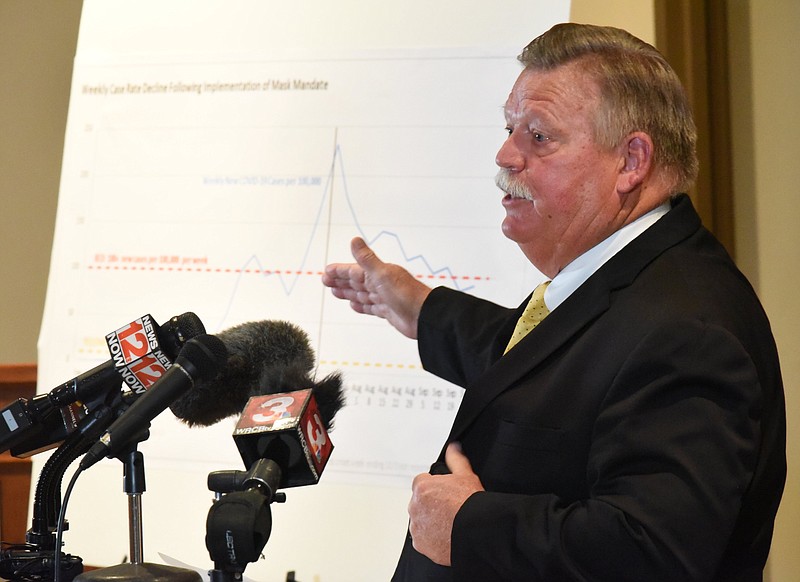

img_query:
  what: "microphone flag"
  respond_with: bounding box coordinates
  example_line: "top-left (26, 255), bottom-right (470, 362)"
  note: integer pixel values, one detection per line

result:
top-left (233, 389), bottom-right (333, 488)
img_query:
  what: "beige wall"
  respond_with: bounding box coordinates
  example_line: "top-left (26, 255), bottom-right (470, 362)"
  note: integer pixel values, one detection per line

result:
top-left (571, 0), bottom-right (655, 43)
top-left (0, 0), bottom-right (83, 363)
top-left (2, 0), bottom-right (797, 578)
top-left (728, 1), bottom-right (800, 580)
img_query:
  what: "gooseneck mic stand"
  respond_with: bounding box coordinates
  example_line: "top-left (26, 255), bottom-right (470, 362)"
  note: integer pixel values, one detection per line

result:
top-left (74, 444), bottom-right (201, 582)
top-left (0, 405), bottom-right (117, 582)
top-left (206, 458), bottom-right (286, 582)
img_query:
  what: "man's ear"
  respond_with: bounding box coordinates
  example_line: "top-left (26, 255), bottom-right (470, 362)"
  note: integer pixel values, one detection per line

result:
top-left (617, 133), bottom-right (653, 194)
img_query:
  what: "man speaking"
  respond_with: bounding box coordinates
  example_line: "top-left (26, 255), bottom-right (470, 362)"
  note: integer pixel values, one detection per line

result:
top-left (323, 23), bottom-right (785, 582)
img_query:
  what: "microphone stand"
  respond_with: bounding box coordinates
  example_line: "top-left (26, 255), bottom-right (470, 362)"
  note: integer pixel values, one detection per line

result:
top-left (0, 406), bottom-right (118, 582)
top-left (75, 444), bottom-right (201, 582)
top-left (206, 458), bottom-right (285, 582)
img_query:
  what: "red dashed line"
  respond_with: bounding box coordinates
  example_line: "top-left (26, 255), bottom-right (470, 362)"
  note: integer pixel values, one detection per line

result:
top-left (416, 273), bottom-right (490, 281)
top-left (86, 264), bottom-right (489, 281)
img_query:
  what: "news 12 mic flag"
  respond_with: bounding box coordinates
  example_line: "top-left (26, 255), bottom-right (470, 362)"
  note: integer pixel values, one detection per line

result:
top-left (233, 389), bottom-right (334, 488)
top-left (106, 314), bottom-right (174, 395)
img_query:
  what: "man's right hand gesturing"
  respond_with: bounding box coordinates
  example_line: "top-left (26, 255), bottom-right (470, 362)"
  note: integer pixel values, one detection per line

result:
top-left (322, 237), bottom-right (432, 339)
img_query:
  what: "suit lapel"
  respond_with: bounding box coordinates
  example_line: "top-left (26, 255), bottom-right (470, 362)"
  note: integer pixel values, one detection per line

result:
top-left (446, 195), bottom-right (702, 442)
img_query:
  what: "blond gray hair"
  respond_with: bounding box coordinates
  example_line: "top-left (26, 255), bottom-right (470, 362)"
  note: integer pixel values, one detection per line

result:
top-left (519, 23), bottom-right (698, 193)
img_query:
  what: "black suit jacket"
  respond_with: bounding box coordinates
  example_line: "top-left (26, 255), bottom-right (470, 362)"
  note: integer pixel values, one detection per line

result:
top-left (392, 195), bottom-right (785, 581)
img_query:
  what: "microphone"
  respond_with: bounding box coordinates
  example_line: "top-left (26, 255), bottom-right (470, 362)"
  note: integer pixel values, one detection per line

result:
top-left (204, 387), bottom-right (342, 575)
top-left (168, 319), bottom-right (344, 488)
top-left (79, 333), bottom-right (228, 470)
top-left (230, 388), bottom-right (336, 488)
top-left (55, 312), bottom-right (206, 402)
top-left (1, 312), bottom-right (206, 458)
top-left (196, 322), bottom-right (344, 578)
top-left (227, 389), bottom-right (333, 491)
top-left (169, 319), bottom-right (344, 430)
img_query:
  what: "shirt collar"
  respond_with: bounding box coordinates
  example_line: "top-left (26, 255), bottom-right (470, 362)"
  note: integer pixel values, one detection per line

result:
top-left (544, 202), bottom-right (671, 311)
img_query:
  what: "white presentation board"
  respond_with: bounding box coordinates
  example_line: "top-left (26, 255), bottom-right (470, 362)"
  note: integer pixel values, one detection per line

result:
top-left (37, 1), bottom-right (569, 580)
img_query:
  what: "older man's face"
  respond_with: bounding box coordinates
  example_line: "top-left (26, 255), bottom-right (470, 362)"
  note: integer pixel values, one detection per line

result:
top-left (495, 63), bottom-right (627, 277)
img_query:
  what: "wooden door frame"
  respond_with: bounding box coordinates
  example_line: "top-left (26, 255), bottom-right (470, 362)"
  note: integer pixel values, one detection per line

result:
top-left (655, 0), bottom-right (735, 257)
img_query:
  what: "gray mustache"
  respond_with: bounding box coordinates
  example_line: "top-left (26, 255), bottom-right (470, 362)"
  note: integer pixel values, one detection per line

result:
top-left (495, 169), bottom-right (533, 201)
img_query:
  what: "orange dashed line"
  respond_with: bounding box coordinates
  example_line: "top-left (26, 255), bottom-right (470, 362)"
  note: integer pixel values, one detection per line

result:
top-left (319, 360), bottom-right (420, 369)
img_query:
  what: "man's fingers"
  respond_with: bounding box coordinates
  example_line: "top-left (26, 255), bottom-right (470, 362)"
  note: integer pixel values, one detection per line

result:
top-left (323, 262), bottom-right (366, 289)
top-left (444, 442), bottom-right (474, 476)
top-left (351, 237), bottom-right (383, 272)
top-left (323, 262), bottom-right (352, 281)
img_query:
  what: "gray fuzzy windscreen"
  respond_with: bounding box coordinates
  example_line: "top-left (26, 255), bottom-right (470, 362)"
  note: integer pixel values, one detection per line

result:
top-left (169, 320), bottom-right (344, 428)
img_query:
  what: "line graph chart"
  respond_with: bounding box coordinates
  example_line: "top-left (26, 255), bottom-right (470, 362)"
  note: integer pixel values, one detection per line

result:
top-left (33, 0), bottom-right (568, 574)
top-left (40, 52), bottom-right (542, 487)
top-left (74, 121), bottom-right (530, 335)
top-left (212, 136), bottom-right (492, 326)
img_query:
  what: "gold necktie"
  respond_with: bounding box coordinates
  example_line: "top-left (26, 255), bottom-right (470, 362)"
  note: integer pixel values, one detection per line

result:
top-left (504, 281), bottom-right (551, 354)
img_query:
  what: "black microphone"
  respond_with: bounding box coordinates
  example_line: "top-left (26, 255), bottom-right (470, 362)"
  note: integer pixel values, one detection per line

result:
top-left (50, 312), bottom-right (206, 405)
top-left (229, 388), bottom-right (339, 489)
top-left (198, 322), bottom-right (345, 577)
top-left (168, 319), bottom-right (344, 489)
top-left (79, 333), bottom-right (228, 470)
top-left (169, 319), bottom-right (344, 430)
top-left (205, 384), bottom-right (343, 577)
top-left (1, 312), bottom-right (206, 458)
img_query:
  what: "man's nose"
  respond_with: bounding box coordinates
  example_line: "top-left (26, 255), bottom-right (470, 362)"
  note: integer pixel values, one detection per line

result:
top-left (495, 134), bottom-right (524, 171)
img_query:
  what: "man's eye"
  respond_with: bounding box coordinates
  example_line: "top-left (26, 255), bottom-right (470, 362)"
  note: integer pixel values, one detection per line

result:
top-left (532, 132), bottom-right (549, 142)
top-left (505, 127), bottom-right (513, 135)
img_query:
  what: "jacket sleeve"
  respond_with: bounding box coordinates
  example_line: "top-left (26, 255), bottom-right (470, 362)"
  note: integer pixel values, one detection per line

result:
top-left (417, 286), bottom-right (517, 388)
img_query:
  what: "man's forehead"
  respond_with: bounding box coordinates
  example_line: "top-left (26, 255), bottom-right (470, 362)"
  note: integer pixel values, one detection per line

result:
top-left (504, 65), bottom-right (599, 115)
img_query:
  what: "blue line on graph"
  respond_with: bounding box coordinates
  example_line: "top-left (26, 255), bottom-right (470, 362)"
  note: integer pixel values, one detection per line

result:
top-left (216, 141), bottom-right (475, 328)
top-left (336, 145), bottom-right (474, 290)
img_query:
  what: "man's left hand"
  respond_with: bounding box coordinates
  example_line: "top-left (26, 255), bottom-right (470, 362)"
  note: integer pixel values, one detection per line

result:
top-left (408, 442), bottom-right (485, 566)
